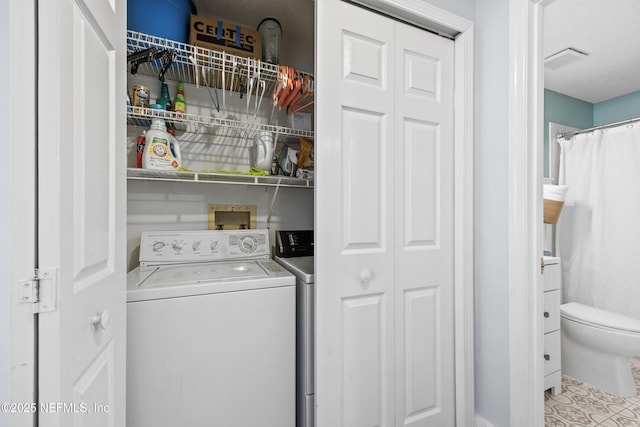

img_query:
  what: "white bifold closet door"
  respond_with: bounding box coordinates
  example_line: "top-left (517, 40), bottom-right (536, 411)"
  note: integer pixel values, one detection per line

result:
top-left (315, 0), bottom-right (455, 426)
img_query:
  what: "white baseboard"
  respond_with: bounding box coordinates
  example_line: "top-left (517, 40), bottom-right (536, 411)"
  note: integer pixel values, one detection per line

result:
top-left (475, 415), bottom-right (496, 427)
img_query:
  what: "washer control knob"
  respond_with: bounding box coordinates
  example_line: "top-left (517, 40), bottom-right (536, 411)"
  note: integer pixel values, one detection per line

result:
top-left (172, 240), bottom-right (185, 253)
top-left (192, 241), bottom-right (201, 252)
top-left (239, 235), bottom-right (258, 253)
top-left (92, 311), bottom-right (111, 330)
top-left (152, 241), bottom-right (166, 252)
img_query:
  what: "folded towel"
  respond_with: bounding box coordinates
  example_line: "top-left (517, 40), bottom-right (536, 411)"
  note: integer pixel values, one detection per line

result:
top-left (543, 184), bottom-right (569, 202)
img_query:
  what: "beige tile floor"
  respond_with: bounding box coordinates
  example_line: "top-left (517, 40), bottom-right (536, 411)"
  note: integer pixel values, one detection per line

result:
top-left (545, 360), bottom-right (640, 426)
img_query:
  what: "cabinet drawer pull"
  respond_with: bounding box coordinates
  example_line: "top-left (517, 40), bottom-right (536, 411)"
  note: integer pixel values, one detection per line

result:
top-left (544, 354), bottom-right (550, 361)
top-left (544, 311), bottom-right (550, 318)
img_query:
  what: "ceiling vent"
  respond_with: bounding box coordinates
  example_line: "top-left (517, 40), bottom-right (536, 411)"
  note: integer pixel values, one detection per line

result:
top-left (544, 48), bottom-right (588, 70)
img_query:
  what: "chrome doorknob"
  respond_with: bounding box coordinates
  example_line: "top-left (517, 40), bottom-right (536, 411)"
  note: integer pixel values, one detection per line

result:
top-left (92, 311), bottom-right (111, 330)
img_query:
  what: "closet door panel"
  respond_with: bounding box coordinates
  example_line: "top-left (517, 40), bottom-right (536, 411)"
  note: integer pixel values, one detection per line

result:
top-left (402, 288), bottom-right (439, 418)
top-left (394, 22), bottom-right (455, 427)
top-left (343, 31), bottom-right (387, 87)
top-left (402, 119), bottom-right (439, 247)
top-left (404, 51), bottom-right (440, 100)
top-left (341, 107), bottom-right (387, 251)
top-left (343, 294), bottom-right (389, 427)
top-left (316, 0), bottom-right (395, 426)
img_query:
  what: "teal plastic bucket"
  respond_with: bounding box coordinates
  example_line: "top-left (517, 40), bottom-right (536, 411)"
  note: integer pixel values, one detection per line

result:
top-left (128, 0), bottom-right (197, 43)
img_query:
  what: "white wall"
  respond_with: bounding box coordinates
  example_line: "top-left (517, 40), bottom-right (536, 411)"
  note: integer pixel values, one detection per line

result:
top-left (420, 0), bottom-right (475, 22)
top-left (127, 181), bottom-right (313, 270)
top-left (0, 0), bottom-right (11, 421)
top-left (474, 0), bottom-right (511, 425)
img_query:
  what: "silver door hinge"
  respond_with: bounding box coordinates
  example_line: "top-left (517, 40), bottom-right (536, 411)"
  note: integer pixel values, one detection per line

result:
top-left (19, 268), bottom-right (57, 313)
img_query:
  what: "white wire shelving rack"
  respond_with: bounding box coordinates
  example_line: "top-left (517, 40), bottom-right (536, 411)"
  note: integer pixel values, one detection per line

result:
top-left (126, 31), bottom-right (314, 141)
top-left (126, 107), bottom-right (314, 139)
top-left (126, 31), bottom-right (315, 189)
top-left (127, 168), bottom-right (313, 189)
top-left (127, 30), bottom-right (287, 87)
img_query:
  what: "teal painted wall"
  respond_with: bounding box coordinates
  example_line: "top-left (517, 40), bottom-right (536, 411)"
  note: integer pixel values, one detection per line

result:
top-left (543, 89), bottom-right (593, 177)
top-left (594, 90), bottom-right (640, 126)
top-left (544, 89), bottom-right (640, 177)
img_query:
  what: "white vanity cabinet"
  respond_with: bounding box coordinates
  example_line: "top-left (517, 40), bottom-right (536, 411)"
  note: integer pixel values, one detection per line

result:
top-left (543, 256), bottom-right (562, 395)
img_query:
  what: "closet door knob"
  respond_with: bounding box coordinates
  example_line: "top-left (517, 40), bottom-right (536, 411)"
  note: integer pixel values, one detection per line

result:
top-left (544, 354), bottom-right (550, 361)
top-left (92, 310), bottom-right (111, 330)
top-left (544, 311), bottom-right (550, 318)
top-left (359, 269), bottom-right (373, 283)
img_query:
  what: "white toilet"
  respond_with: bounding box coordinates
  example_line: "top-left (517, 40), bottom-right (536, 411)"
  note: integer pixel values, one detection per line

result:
top-left (560, 302), bottom-right (640, 397)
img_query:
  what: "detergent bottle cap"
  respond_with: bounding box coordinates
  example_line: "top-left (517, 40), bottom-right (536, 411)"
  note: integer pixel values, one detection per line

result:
top-left (150, 118), bottom-right (167, 131)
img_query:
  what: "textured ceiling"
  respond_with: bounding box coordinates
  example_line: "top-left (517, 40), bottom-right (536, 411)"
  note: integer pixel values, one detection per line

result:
top-left (544, 0), bottom-right (640, 103)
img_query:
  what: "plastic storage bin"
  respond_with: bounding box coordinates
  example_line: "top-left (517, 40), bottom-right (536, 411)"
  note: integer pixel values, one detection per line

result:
top-left (128, 0), bottom-right (197, 43)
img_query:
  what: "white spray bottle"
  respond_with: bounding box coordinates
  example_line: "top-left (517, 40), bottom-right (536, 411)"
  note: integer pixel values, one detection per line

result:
top-left (142, 119), bottom-right (182, 170)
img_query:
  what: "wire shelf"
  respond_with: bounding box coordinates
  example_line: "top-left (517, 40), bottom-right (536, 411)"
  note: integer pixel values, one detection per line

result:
top-left (127, 30), bottom-right (311, 100)
top-left (127, 168), bottom-right (314, 189)
top-left (127, 31), bottom-right (315, 140)
top-left (127, 107), bottom-right (314, 140)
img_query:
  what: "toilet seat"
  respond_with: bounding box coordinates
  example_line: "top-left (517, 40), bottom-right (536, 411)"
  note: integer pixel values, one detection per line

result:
top-left (560, 302), bottom-right (640, 333)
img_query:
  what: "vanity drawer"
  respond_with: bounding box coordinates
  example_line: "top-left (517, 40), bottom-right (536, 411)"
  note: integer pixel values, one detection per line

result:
top-left (544, 330), bottom-right (561, 376)
top-left (543, 262), bottom-right (561, 292)
top-left (543, 290), bottom-right (561, 333)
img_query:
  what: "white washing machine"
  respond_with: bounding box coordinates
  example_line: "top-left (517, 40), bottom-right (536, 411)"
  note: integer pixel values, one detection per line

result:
top-left (127, 229), bottom-right (295, 427)
top-left (273, 230), bottom-right (315, 427)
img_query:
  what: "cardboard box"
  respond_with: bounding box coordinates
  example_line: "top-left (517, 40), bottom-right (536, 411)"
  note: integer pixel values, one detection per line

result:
top-left (289, 112), bottom-right (313, 131)
top-left (190, 14), bottom-right (262, 60)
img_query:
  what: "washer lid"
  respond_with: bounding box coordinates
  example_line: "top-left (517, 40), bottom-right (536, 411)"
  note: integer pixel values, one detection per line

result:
top-left (561, 302), bottom-right (640, 333)
top-left (138, 261), bottom-right (267, 288)
top-left (126, 259), bottom-right (294, 302)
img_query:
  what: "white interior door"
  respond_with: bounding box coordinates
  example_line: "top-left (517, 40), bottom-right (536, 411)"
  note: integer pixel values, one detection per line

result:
top-left (316, 1), bottom-right (455, 425)
top-left (37, 0), bottom-right (127, 425)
